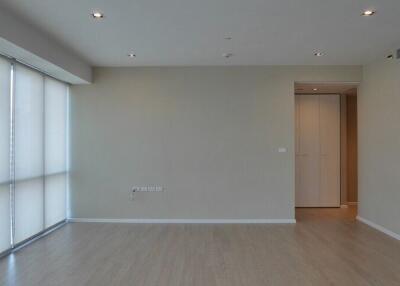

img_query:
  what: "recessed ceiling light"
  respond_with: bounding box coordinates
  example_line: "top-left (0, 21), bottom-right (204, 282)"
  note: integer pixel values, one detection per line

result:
top-left (314, 52), bottom-right (324, 57)
top-left (91, 11), bottom-right (104, 19)
top-left (362, 10), bottom-right (376, 16)
top-left (128, 53), bottom-right (136, 58)
top-left (222, 53), bottom-right (233, 58)
top-left (313, 88), bottom-right (318, 91)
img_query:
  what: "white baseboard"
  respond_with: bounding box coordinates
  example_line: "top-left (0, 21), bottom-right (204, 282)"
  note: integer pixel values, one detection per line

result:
top-left (356, 216), bottom-right (400, 241)
top-left (68, 218), bottom-right (296, 224)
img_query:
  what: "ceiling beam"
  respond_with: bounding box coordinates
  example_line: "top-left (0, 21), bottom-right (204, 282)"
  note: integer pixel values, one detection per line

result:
top-left (0, 4), bottom-right (91, 84)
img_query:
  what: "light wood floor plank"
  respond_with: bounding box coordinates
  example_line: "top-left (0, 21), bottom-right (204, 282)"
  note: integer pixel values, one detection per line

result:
top-left (1, 207), bottom-right (399, 286)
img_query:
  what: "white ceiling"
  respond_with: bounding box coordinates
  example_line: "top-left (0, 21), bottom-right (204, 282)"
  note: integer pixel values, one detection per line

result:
top-left (1, 0), bottom-right (400, 67)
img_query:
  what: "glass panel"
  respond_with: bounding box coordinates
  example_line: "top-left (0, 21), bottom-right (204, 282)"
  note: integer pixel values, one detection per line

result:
top-left (14, 178), bottom-right (44, 243)
top-left (14, 64), bottom-right (44, 243)
top-left (0, 184), bottom-right (10, 252)
top-left (44, 77), bottom-right (67, 226)
top-left (45, 173), bottom-right (66, 227)
top-left (0, 57), bottom-right (11, 252)
top-left (0, 58), bottom-right (10, 184)
top-left (45, 78), bottom-right (67, 174)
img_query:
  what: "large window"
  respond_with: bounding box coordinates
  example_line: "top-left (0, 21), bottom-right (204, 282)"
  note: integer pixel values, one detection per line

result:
top-left (0, 58), bottom-right (68, 254)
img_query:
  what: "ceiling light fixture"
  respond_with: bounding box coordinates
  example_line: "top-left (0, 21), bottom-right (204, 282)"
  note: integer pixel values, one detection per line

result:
top-left (128, 53), bottom-right (136, 58)
top-left (91, 11), bottom-right (104, 19)
top-left (224, 36), bottom-right (232, 40)
top-left (313, 88), bottom-right (318, 91)
top-left (314, 52), bottom-right (324, 57)
top-left (362, 10), bottom-right (376, 16)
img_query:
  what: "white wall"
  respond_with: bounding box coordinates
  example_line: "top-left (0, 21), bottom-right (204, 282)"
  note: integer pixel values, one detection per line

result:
top-left (70, 66), bottom-right (361, 220)
top-left (358, 59), bottom-right (400, 236)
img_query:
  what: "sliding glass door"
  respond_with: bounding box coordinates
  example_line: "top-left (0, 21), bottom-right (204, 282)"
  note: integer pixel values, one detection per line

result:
top-left (0, 58), bottom-right (68, 254)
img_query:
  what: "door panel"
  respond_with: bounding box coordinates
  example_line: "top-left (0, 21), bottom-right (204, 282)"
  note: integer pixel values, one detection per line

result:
top-left (295, 94), bottom-right (340, 207)
top-left (295, 95), bottom-right (320, 207)
top-left (319, 95), bottom-right (340, 206)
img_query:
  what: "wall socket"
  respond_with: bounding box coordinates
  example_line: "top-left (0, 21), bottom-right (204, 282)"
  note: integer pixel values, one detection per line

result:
top-left (132, 186), bottom-right (164, 192)
top-left (130, 186), bottom-right (164, 200)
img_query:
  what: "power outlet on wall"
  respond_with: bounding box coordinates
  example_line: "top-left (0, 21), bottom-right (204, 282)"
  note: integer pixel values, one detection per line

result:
top-left (130, 186), bottom-right (165, 200)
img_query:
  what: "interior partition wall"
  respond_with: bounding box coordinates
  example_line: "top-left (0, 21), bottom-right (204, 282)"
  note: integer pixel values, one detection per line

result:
top-left (0, 57), bottom-right (68, 255)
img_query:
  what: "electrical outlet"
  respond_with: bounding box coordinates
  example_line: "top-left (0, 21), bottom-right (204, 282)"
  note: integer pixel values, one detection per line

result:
top-left (130, 186), bottom-right (164, 200)
top-left (131, 186), bottom-right (165, 192)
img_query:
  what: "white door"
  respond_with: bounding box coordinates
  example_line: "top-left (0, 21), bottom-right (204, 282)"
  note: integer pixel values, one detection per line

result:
top-left (295, 94), bottom-right (340, 207)
top-left (295, 94), bottom-right (320, 207)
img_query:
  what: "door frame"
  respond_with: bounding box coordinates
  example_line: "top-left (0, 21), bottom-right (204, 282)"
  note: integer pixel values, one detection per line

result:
top-left (293, 81), bottom-right (359, 210)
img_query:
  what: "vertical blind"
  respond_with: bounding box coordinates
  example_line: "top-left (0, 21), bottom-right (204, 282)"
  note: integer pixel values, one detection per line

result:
top-left (0, 59), bottom-right (68, 253)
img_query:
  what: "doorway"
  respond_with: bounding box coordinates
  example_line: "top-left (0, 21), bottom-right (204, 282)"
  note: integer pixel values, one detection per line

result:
top-left (294, 83), bottom-right (358, 210)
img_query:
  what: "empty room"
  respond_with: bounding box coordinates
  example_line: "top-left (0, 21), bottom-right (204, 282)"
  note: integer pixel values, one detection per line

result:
top-left (0, 1), bottom-right (399, 285)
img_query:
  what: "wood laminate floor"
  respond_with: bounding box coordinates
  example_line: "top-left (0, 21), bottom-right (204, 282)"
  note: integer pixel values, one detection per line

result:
top-left (1, 207), bottom-right (400, 286)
